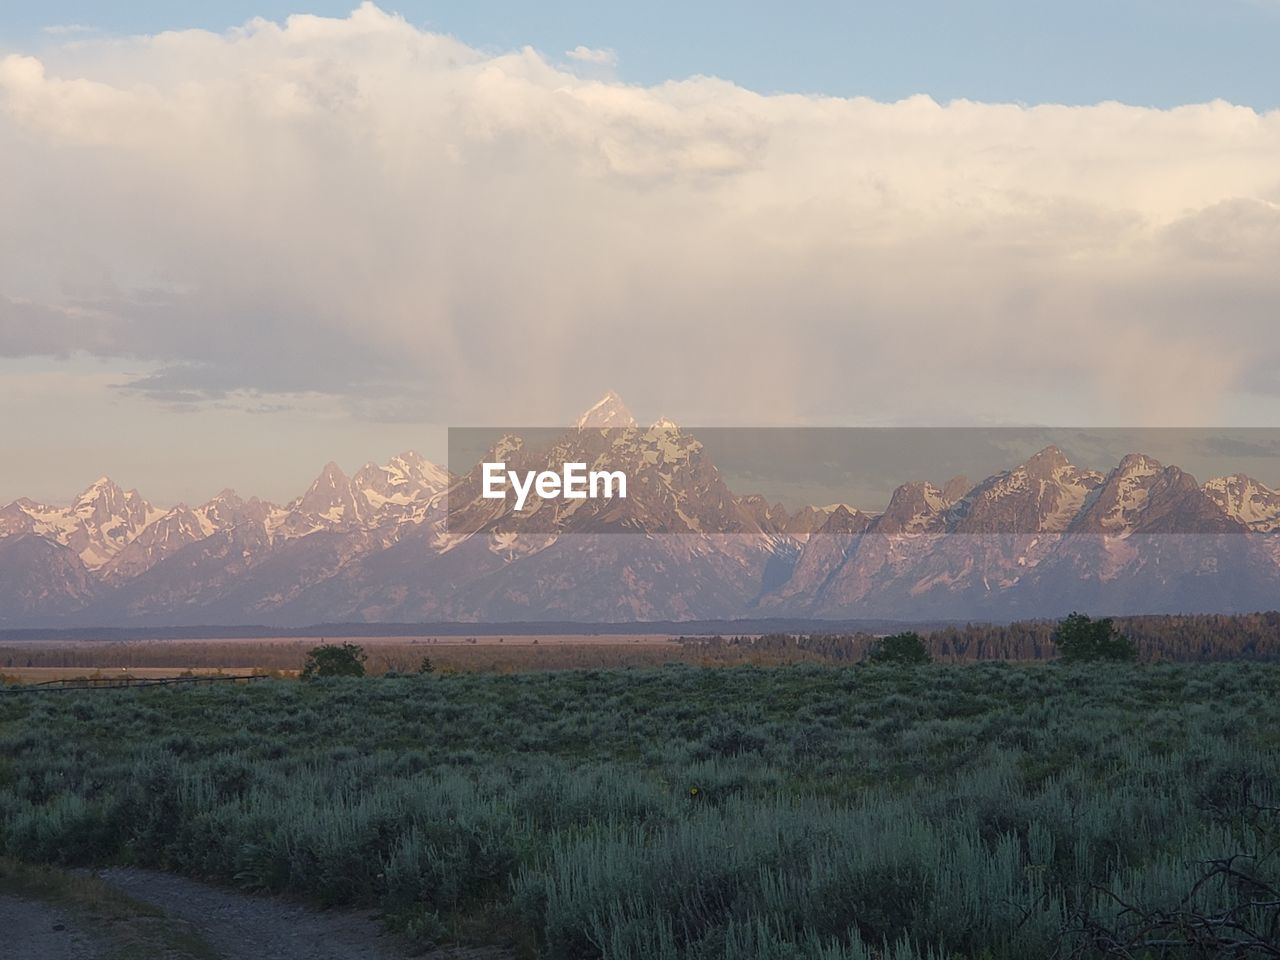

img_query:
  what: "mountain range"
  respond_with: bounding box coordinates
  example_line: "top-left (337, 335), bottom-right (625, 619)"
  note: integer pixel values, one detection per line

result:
top-left (3, 392), bottom-right (1280, 627)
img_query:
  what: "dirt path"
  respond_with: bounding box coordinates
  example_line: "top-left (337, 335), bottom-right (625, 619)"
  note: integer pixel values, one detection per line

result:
top-left (97, 867), bottom-right (413, 960)
top-left (0, 894), bottom-right (107, 960)
top-left (4, 864), bottom-right (512, 960)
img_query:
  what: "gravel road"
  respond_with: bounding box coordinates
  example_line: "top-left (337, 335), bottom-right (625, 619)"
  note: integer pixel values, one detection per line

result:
top-left (97, 867), bottom-right (409, 960)
top-left (4, 867), bottom-right (513, 960)
top-left (0, 893), bottom-right (107, 960)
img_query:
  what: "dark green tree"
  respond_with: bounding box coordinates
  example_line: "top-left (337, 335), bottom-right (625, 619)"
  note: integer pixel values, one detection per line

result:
top-left (417, 656), bottom-right (435, 674)
top-left (300, 642), bottom-right (367, 679)
top-left (1053, 613), bottom-right (1137, 663)
top-left (868, 631), bottom-right (932, 665)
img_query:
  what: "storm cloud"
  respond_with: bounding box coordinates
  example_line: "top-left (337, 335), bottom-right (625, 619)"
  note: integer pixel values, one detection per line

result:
top-left (2, 2), bottom-right (1279, 429)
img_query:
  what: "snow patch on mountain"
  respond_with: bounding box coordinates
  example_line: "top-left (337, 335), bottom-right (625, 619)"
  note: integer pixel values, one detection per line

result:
top-left (576, 390), bottom-right (638, 429)
top-left (1204, 474), bottom-right (1280, 532)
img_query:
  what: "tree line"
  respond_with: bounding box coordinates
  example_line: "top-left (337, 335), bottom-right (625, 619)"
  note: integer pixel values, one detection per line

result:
top-left (679, 610), bottom-right (1280, 663)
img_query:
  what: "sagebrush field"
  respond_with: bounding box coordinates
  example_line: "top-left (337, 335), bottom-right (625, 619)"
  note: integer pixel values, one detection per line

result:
top-left (2, 663), bottom-right (1278, 958)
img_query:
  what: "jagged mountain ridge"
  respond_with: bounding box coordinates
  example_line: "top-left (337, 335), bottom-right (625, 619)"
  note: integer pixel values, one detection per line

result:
top-left (3, 397), bottom-right (1280, 626)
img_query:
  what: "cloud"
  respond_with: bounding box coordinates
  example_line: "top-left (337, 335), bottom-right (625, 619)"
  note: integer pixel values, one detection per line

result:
top-left (2, 2), bottom-right (1279, 429)
top-left (40, 24), bottom-right (99, 36)
top-left (565, 45), bottom-right (617, 67)
top-left (1160, 198), bottom-right (1280, 261)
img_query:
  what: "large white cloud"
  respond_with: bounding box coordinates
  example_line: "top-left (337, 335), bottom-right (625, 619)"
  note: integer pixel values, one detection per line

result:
top-left (2, 2), bottom-right (1279, 428)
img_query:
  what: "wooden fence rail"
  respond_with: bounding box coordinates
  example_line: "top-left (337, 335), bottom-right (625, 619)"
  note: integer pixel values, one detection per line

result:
top-left (1, 674), bottom-right (269, 693)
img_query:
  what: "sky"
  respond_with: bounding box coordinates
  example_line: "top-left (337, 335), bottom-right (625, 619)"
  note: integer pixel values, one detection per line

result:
top-left (2, 3), bottom-right (1279, 505)
top-left (5, 1), bottom-right (1280, 109)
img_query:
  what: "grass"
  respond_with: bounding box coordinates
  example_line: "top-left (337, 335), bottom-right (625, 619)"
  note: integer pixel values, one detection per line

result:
top-left (1, 662), bottom-right (1278, 958)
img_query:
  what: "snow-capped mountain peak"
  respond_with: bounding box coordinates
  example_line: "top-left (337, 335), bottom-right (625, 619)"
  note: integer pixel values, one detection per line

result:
top-left (1203, 474), bottom-right (1280, 532)
top-left (576, 391), bottom-right (638, 430)
top-left (1022, 445), bottom-right (1071, 479)
top-left (286, 461), bottom-right (367, 528)
top-left (1115, 453), bottom-right (1162, 478)
top-left (6, 413), bottom-right (1280, 627)
top-left (951, 446), bottom-right (1102, 534)
top-left (0, 475), bottom-right (161, 572)
top-left (353, 451), bottom-right (451, 522)
top-left (878, 481), bottom-right (948, 534)
top-left (1069, 453), bottom-right (1166, 534)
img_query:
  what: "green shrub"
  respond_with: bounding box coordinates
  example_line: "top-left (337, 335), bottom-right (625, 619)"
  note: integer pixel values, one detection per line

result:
top-left (0, 663), bottom-right (1277, 958)
top-left (1054, 613), bottom-right (1138, 663)
top-left (868, 632), bottom-right (932, 665)
top-left (300, 642), bottom-right (368, 679)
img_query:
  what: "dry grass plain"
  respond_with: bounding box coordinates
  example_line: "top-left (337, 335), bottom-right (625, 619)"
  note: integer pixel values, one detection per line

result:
top-left (0, 635), bottom-right (692, 682)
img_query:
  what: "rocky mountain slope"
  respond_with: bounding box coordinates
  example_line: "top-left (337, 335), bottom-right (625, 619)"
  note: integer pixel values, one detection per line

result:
top-left (3, 395), bottom-right (1279, 626)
